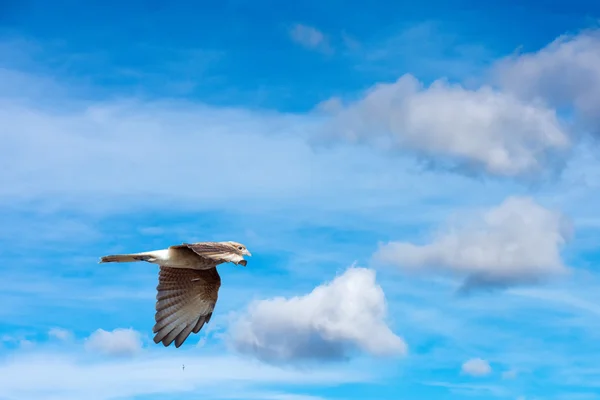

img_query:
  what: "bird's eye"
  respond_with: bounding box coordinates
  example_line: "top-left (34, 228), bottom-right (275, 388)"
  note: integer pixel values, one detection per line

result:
top-left (238, 246), bottom-right (243, 250)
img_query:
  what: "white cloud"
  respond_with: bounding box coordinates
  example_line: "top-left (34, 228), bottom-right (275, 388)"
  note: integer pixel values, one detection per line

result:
top-left (48, 327), bottom-right (73, 342)
top-left (424, 381), bottom-right (504, 397)
top-left (0, 46), bottom-right (572, 218)
top-left (230, 266), bottom-right (406, 363)
top-left (84, 328), bottom-right (142, 357)
top-left (289, 24), bottom-right (331, 53)
top-left (316, 74), bottom-right (570, 178)
top-left (0, 93), bottom-right (312, 209)
top-left (0, 351), bottom-right (368, 400)
top-left (502, 369), bottom-right (518, 379)
top-left (0, 65), bottom-right (469, 217)
top-left (1, 334), bottom-right (34, 349)
top-left (494, 29), bottom-right (600, 135)
top-left (374, 196), bottom-right (572, 291)
top-left (461, 358), bottom-right (492, 377)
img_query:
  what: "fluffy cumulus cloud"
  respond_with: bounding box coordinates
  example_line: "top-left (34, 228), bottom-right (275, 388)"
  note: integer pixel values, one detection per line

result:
top-left (316, 74), bottom-right (570, 178)
top-left (230, 267), bottom-right (406, 363)
top-left (461, 358), bottom-right (492, 377)
top-left (374, 196), bottom-right (572, 291)
top-left (494, 29), bottom-right (600, 135)
top-left (84, 328), bottom-right (142, 357)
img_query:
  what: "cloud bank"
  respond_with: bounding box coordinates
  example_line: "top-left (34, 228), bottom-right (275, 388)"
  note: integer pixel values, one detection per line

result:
top-left (374, 196), bottom-right (572, 291)
top-left (0, 67), bottom-right (454, 217)
top-left (0, 351), bottom-right (366, 400)
top-left (5, 27), bottom-right (598, 219)
top-left (230, 267), bottom-right (406, 363)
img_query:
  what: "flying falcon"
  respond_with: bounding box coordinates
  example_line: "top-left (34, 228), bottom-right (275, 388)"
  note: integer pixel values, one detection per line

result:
top-left (99, 241), bottom-right (251, 348)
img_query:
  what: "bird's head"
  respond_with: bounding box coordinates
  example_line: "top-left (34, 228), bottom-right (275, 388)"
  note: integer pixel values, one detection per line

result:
top-left (225, 241), bottom-right (252, 265)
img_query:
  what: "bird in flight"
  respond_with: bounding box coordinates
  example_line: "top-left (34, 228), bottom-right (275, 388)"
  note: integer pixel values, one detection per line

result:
top-left (99, 241), bottom-right (251, 348)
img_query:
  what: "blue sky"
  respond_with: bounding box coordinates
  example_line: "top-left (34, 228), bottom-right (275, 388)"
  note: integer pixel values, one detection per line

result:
top-left (2, 1), bottom-right (600, 399)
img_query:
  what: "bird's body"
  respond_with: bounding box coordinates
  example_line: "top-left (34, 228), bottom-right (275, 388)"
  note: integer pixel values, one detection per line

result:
top-left (99, 241), bottom-right (251, 348)
top-left (100, 241), bottom-right (250, 270)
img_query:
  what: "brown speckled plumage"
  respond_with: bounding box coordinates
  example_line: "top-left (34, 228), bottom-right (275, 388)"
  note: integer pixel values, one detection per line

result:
top-left (169, 241), bottom-right (248, 269)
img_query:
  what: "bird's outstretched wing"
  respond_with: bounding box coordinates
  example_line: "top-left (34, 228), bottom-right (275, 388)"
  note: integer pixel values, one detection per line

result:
top-left (153, 266), bottom-right (220, 348)
top-left (170, 242), bottom-right (245, 266)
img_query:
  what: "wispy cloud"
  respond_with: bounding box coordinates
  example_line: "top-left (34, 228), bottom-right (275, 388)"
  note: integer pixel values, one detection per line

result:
top-left (340, 31), bottom-right (361, 52)
top-left (0, 63), bottom-right (512, 219)
top-left (461, 358), bottom-right (492, 377)
top-left (378, 265), bottom-right (600, 392)
top-left (501, 369), bottom-right (518, 379)
top-left (424, 381), bottom-right (506, 397)
top-left (48, 328), bottom-right (73, 342)
top-left (350, 21), bottom-right (494, 82)
top-left (289, 24), bottom-right (332, 54)
top-left (0, 350), bottom-right (369, 400)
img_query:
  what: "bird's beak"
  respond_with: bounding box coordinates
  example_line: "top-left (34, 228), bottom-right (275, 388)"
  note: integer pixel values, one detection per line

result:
top-left (243, 249), bottom-right (252, 257)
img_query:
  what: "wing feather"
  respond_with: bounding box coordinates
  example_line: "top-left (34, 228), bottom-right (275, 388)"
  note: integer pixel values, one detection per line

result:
top-left (153, 266), bottom-right (220, 348)
top-left (170, 242), bottom-right (241, 265)
top-left (192, 314), bottom-right (210, 333)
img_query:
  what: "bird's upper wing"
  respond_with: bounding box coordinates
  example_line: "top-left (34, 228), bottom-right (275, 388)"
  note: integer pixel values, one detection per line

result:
top-left (153, 266), bottom-right (220, 348)
top-left (170, 242), bottom-right (242, 265)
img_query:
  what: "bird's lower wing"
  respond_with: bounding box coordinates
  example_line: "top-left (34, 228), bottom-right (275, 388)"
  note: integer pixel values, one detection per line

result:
top-left (153, 266), bottom-right (221, 348)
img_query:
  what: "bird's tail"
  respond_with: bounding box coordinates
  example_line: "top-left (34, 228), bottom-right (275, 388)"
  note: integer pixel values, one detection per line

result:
top-left (99, 253), bottom-right (152, 263)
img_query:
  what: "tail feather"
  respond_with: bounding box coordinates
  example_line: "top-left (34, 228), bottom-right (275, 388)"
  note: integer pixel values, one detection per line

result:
top-left (99, 254), bottom-right (151, 263)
